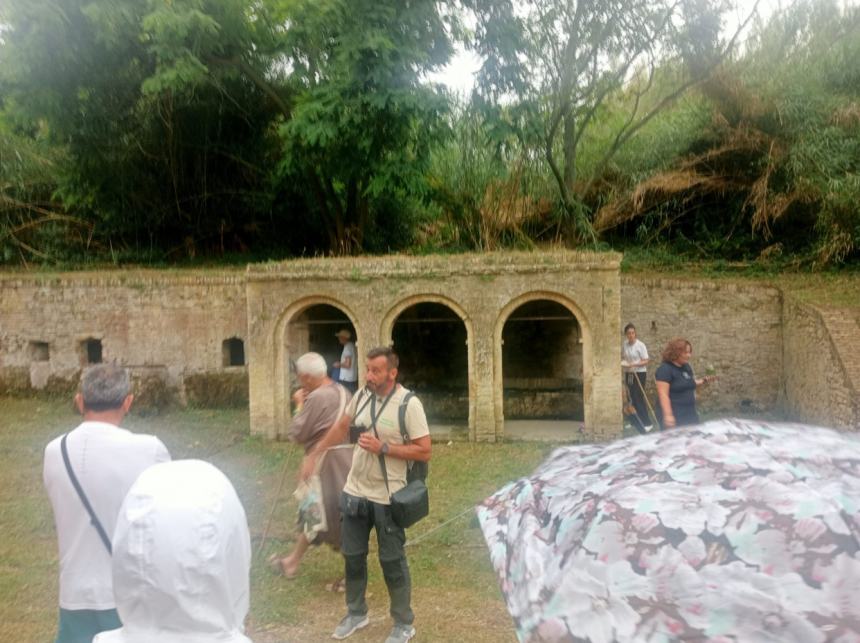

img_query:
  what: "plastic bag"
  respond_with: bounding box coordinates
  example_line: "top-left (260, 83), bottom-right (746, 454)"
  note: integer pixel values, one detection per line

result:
top-left (294, 474), bottom-right (327, 542)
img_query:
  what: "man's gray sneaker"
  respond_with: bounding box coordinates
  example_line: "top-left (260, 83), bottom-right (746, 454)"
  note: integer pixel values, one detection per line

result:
top-left (384, 623), bottom-right (416, 643)
top-left (332, 613), bottom-right (369, 640)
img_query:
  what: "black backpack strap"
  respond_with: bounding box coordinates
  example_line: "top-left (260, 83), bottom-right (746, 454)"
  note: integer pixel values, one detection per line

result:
top-left (398, 391), bottom-right (416, 443)
top-left (397, 391), bottom-right (429, 482)
top-left (60, 433), bottom-right (113, 554)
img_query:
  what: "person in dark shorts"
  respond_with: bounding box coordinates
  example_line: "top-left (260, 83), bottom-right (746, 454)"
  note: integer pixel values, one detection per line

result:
top-left (655, 338), bottom-right (715, 428)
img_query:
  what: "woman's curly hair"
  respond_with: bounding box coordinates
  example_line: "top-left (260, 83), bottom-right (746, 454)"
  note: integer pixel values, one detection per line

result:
top-left (661, 338), bottom-right (692, 363)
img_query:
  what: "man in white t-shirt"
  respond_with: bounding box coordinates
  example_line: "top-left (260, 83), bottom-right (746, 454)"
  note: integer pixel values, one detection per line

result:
top-left (334, 329), bottom-right (358, 393)
top-left (301, 346), bottom-right (431, 643)
top-left (43, 365), bottom-right (170, 643)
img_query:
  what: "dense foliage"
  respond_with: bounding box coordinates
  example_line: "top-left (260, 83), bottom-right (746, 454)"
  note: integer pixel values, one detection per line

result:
top-left (594, 0), bottom-right (860, 266)
top-left (0, 0), bottom-right (857, 266)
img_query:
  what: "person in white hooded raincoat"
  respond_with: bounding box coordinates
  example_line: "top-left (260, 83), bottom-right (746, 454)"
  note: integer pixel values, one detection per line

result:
top-left (94, 459), bottom-right (253, 643)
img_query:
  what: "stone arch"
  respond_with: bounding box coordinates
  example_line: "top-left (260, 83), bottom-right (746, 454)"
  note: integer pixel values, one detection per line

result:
top-left (380, 294), bottom-right (475, 436)
top-left (493, 291), bottom-right (593, 438)
top-left (272, 296), bottom-right (360, 438)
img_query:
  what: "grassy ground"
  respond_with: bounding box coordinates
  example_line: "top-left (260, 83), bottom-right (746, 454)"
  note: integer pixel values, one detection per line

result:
top-left (767, 272), bottom-right (860, 311)
top-left (0, 396), bottom-right (555, 643)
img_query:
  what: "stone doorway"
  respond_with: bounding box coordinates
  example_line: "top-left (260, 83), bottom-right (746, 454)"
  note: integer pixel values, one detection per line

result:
top-left (288, 304), bottom-right (356, 383)
top-left (498, 298), bottom-right (584, 439)
top-left (390, 301), bottom-right (470, 438)
top-left (273, 299), bottom-right (358, 438)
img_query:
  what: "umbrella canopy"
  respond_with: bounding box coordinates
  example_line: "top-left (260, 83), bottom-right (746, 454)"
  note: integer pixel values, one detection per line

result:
top-left (477, 419), bottom-right (860, 643)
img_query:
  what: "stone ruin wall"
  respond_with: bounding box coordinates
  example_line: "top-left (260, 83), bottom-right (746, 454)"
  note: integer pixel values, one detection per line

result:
top-left (0, 271), bottom-right (248, 408)
top-left (244, 252), bottom-right (622, 442)
top-left (782, 301), bottom-right (860, 430)
top-left (620, 276), bottom-right (784, 417)
top-left (0, 263), bottom-right (857, 433)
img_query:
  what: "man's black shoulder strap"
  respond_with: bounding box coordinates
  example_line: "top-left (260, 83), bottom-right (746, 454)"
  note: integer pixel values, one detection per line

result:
top-left (397, 391), bottom-right (416, 443)
top-left (60, 433), bottom-right (113, 554)
top-left (397, 391), bottom-right (428, 482)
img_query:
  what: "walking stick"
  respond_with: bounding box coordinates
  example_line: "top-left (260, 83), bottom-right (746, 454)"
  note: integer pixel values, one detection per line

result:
top-left (257, 446), bottom-right (297, 558)
top-left (622, 374), bottom-right (649, 434)
top-left (622, 377), bottom-right (636, 417)
top-left (632, 371), bottom-right (663, 431)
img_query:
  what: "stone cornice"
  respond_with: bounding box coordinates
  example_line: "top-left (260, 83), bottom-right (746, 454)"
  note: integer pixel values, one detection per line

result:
top-left (247, 251), bottom-right (622, 281)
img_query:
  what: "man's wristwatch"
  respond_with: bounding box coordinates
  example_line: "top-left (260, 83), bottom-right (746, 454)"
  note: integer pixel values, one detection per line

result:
top-left (381, 443), bottom-right (390, 455)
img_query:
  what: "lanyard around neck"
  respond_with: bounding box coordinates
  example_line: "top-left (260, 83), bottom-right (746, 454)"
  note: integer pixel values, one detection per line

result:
top-left (370, 386), bottom-right (397, 432)
top-left (370, 386), bottom-right (398, 497)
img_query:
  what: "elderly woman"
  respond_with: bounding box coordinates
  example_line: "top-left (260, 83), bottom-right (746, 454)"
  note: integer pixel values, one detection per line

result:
top-left (655, 338), bottom-right (714, 428)
top-left (269, 352), bottom-right (352, 584)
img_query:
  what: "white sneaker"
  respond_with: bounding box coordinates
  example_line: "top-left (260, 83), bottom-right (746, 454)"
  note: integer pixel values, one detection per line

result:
top-left (644, 425), bottom-right (654, 432)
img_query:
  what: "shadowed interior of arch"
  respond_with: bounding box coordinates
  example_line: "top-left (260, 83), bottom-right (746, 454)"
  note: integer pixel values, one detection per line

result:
top-left (502, 300), bottom-right (584, 429)
top-left (287, 304), bottom-right (356, 386)
top-left (391, 302), bottom-right (468, 426)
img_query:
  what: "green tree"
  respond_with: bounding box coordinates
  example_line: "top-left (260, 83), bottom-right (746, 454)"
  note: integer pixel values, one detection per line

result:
top-left (741, 0), bottom-right (860, 265)
top-left (274, 0), bottom-right (455, 253)
top-left (0, 0), bottom-right (285, 259)
top-left (465, 0), bottom-right (757, 243)
top-left (594, 0), bottom-right (860, 266)
top-left (0, 117), bottom-right (92, 264)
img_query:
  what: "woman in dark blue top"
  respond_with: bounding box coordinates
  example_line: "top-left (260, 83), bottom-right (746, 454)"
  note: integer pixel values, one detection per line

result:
top-left (655, 338), bottom-right (714, 428)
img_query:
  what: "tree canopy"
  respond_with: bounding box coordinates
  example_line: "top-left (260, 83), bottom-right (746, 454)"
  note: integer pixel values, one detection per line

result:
top-left (465, 0), bottom-right (756, 242)
top-left (0, 0), bottom-right (857, 267)
top-left (275, 0), bottom-right (454, 253)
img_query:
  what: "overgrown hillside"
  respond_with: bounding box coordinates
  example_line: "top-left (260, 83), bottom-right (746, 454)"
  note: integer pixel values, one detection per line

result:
top-left (1, 0), bottom-right (857, 268)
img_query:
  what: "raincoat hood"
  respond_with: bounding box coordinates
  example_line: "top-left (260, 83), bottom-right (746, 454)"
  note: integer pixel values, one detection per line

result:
top-left (95, 459), bottom-right (252, 643)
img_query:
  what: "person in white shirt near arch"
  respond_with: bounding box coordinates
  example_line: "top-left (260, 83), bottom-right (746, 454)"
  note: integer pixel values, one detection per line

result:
top-left (621, 323), bottom-right (653, 433)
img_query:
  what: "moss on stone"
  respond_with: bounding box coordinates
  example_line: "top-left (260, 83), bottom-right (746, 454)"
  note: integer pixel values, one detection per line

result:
top-left (43, 373), bottom-right (79, 397)
top-left (0, 368), bottom-right (31, 395)
top-left (132, 373), bottom-right (178, 415)
top-left (184, 371), bottom-right (249, 408)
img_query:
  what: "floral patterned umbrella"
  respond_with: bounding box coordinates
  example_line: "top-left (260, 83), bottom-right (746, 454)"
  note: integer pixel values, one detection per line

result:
top-left (477, 419), bottom-right (860, 643)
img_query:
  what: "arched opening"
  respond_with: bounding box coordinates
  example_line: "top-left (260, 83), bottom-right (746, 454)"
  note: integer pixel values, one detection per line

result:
top-left (287, 304), bottom-right (357, 385)
top-left (391, 302), bottom-right (468, 432)
top-left (269, 299), bottom-right (359, 439)
top-left (501, 299), bottom-right (583, 438)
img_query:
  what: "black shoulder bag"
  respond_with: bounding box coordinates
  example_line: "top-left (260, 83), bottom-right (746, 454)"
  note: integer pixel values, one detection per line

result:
top-left (60, 433), bottom-right (113, 554)
top-left (373, 392), bottom-right (429, 529)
